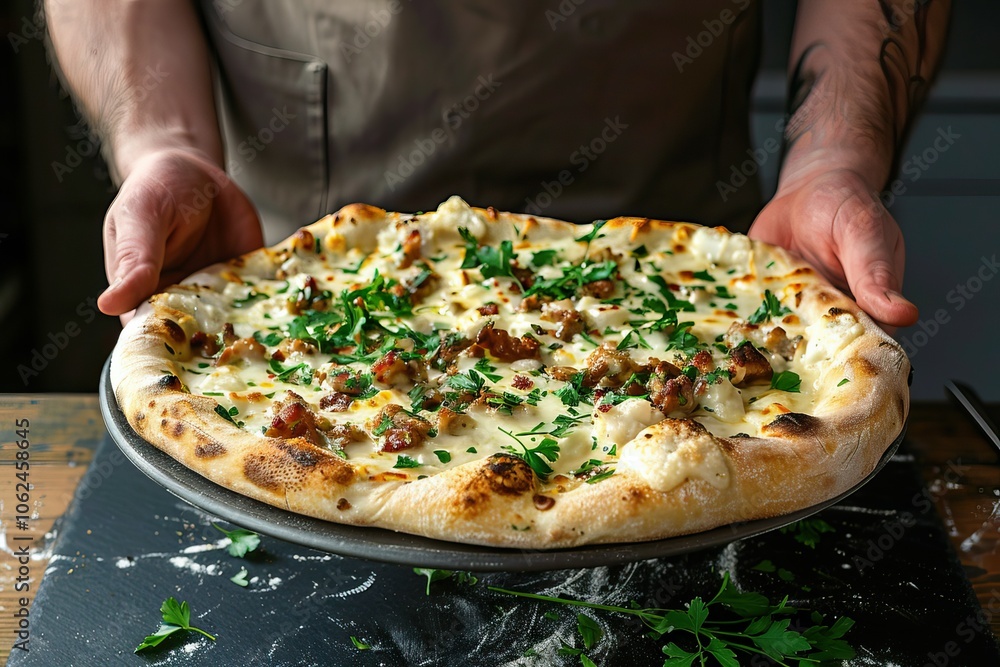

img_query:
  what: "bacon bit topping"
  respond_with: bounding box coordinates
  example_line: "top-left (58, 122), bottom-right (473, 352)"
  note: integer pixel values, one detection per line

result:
top-left (399, 228), bottom-right (422, 268)
top-left (368, 403), bottom-right (432, 452)
top-left (222, 323), bottom-right (237, 346)
top-left (436, 406), bottom-right (477, 435)
top-left (580, 279), bottom-right (614, 299)
top-left (327, 423), bottom-right (365, 450)
top-left (477, 303), bottom-right (500, 316)
top-left (319, 392), bottom-right (353, 412)
top-left (191, 331), bottom-right (220, 357)
top-left (265, 392), bottom-right (323, 446)
top-left (216, 337), bottom-right (267, 366)
top-left (288, 275), bottom-right (328, 314)
top-left (541, 302), bottom-right (585, 341)
top-left (512, 374), bottom-right (534, 391)
top-left (764, 326), bottom-right (804, 361)
top-left (371, 349), bottom-right (426, 386)
top-left (690, 349), bottom-right (715, 374)
top-left (475, 323), bottom-right (540, 362)
top-left (728, 342), bottom-right (774, 386)
top-left (648, 374), bottom-right (695, 415)
top-left (585, 344), bottom-right (642, 388)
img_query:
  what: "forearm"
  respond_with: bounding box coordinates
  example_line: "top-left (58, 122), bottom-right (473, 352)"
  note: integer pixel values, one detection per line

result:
top-left (780, 0), bottom-right (950, 191)
top-left (44, 0), bottom-right (222, 183)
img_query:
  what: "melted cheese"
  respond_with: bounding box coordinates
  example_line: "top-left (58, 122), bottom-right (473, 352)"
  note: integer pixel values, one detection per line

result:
top-left (168, 197), bottom-right (835, 491)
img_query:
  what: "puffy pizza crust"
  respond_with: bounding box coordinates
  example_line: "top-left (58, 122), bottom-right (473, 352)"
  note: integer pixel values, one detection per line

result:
top-left (110, 200), bottom-right (909, 548)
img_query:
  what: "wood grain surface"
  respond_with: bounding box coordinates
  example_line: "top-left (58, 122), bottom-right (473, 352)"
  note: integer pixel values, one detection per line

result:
top-left (0, 396), bottom-right (101, 662)
top-left (0, 397), bottom-right (997, 660)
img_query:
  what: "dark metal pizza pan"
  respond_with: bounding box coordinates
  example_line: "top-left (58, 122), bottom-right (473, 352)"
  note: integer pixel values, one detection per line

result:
top-left (99, 356), bottom-right (904, 572)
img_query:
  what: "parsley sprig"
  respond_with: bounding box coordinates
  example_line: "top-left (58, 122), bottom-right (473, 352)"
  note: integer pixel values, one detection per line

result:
top-left (500, 428), bottom-right (560, 479)
top-left (525, 261), bottom-right (617, 301)
top-left (458, 228), bottom-right (522, 286)
top-left (748, 289), bottom-right (791, 325)
top-left (212, 523), bottom-right (261, 558)
top-left (134, 598), bottom-right (216, 653)
top-left (413, 568), bottom-right (479, 595)
top-left (491, 573), bottom-right (855, 666)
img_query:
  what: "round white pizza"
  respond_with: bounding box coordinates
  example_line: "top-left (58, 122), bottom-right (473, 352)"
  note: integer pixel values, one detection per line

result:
top-left (110, 196), bottom-right (909, 548)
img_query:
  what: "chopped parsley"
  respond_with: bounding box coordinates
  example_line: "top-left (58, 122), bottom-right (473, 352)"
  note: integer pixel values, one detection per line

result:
top-left (748, 289), bottom-right (791, 325)
top-left (770, 370), bottom-right (802, 393)
top-left (500, 428), bottom-right (560, 479)
top-left (392, 455), bottom-right (422, 469)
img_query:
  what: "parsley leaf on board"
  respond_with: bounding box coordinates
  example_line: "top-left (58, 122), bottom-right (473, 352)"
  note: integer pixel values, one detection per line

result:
top-left (134, 597), bottom-right (216, 653)
top-left (413, 568), bottom-right (479, 595)
top-left (230, 567), bottom-right (249, 587)
top-left (780, 517), bottom-right (835, 548)
top-left (490, 572), bottom-right (855, 666)
top-left (212, 523), bottom-right (261, 558)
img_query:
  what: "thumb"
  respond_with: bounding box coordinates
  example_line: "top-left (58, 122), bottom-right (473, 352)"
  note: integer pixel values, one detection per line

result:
top-left (98, 189), bottom-right (169, 316)
top-left (837, 205), bottom-right (919, 330)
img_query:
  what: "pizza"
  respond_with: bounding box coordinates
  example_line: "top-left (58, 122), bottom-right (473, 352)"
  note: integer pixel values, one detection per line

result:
top-left (110, 196), bottom-right (909, 548)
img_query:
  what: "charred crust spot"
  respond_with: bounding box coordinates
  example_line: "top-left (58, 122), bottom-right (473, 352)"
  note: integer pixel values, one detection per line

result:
top-left (337, 498), bottom-right (351, 511)
top-left (275, 440), bottom-right (319, 468)
top-left (816, 291), bottom-right (837, 304)
top-left (485, 206), bottom-right (499, 220)
top-left (762, 412), bottom-right (822, 437)
top-left (162, 319), bottom-right (186, 343)
top-left (194, 441), bottom-right (227, 458)
top-left (790, 267), bottom-right (813, 275)
top-left (533, 494), bottom-right (555, 511)
top-left (147, 400), bottom-right (156, 409)
top-left (243, 454), bottom-right (282, 492)
top-left (157, 374), bottom-right (183, 391)
top-left (170, 421), bottom-right (185, 437)
top-left (853, 357), bottom-right (879, 378)
top-left (229, 256), bottom-right (246, 268)
top-left (827, 307), bottom-right (847, 316)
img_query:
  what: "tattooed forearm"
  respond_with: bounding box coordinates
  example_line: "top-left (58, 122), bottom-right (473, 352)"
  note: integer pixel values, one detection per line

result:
top-left (781, 0), bottom-right (950, 187)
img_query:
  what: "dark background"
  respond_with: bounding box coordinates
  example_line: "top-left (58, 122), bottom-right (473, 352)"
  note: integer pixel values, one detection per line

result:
top-left (0, 0), bottom-right (998, 399)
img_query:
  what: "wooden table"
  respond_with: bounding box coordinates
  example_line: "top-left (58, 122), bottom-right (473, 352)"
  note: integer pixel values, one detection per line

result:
top-left (1, 396), bottom-right (998, 661)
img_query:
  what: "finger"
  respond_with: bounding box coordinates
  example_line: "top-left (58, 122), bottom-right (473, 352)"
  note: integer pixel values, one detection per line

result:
top-left (98, 186), bottom-right (171, 316)
top-left (836, 204), bottom-right (919, 329)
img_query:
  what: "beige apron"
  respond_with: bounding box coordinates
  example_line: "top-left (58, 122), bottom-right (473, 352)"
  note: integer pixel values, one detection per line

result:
top-left (199, 0), bottom-right (762, 242)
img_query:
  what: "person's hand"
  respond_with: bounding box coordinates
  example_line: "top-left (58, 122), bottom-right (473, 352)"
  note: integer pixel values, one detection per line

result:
top-left (98, 148), bottom-right (264, 322)
top-left (748, 167), bottom-right (919, 332)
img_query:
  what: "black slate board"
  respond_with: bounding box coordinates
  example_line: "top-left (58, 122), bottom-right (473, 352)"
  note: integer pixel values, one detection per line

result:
top-left (10, 434), bottom-right (999, 667)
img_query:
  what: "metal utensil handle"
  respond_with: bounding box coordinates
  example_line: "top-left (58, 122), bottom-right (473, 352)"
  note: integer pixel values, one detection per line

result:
top-left (945, 380), bottom-right (1000, 454)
